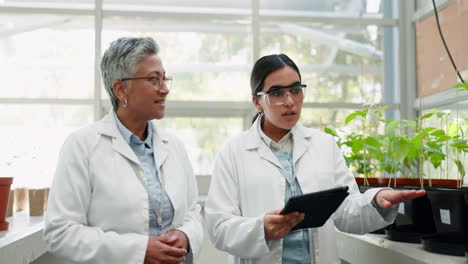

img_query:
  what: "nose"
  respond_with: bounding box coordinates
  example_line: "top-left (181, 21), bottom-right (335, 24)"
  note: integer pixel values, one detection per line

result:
top-left (283, 92), bottom-right (295, 106)
top-left (158, 83), bottom-right (169, 95)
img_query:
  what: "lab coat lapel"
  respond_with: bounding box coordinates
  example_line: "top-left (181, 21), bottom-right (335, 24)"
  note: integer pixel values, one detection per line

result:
top-left (257, 144), bottom-right (282, 169)
top-left (97, 112), bottom-right (141, 166)
top-left (292, 124), bottom-right (313, 165)
top-left (151, 123), bottom-right (181, 223)
top-left (112, 135), bottom-right (141, 166)
top-left (152, 125), bottom-right (169, 173)
top-left (244, 118), bottom-right (282, 169)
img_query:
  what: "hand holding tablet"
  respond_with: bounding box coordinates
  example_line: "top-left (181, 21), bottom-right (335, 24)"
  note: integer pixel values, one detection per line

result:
top-left (281, 186), bottom-right (349, 231)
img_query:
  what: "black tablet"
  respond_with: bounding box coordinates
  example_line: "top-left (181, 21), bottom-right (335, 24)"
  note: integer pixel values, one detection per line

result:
top-left (281, 186), bottom-right (349, 231)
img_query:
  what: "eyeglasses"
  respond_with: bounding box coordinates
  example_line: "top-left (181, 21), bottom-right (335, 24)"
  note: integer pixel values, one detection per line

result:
top-left (256, 82), bottom-right (306, 106)
top-left (120, 76), bottom-right (173, 90)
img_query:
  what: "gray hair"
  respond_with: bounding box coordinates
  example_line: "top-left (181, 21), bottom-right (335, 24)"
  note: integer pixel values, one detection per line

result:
top-left (100, 37), bottom-right (160, 110)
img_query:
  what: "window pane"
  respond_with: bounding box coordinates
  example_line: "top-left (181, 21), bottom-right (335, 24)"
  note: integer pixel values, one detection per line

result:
top-left (0, 105), bottom-right (93, 188)
top-left (0, 14), bottom-right (94, 99)
top-left (260, 0), bottom-right (383, 15)
top-left (155, 117), bottom-right (243, 175)
top-left (300, 108), bottom-right (360, 129)
top-left (416, 0), bottom-right (432, 11)
top-left (102, 17), bottom-right (252, 101)
top-left (260, 25), bottom-right (385, 104)
top-left (302, 73), bottom-right (383, 104)
top-left (1, 0), bottom-right (94, 6)
top-left (104, 0), bottom-right (251, 9)
top-left (169, 72), bottom-right (250, 101)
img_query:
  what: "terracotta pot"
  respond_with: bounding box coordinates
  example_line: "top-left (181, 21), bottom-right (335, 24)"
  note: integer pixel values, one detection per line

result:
top-left (355, 177), bottom-right (462, 188)
top-left (14, 188), bottom-right (28, 211)
top-left (0, 177), bottom-right (14, 231)
top-left (7, 189), bottom-right (14, 217)
top-left (29, 188), bottom-right (47, 216)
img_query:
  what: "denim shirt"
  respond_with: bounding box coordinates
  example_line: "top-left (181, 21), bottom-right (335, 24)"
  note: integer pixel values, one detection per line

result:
top-left (258, 120), bottom-right (313, 264)
top-left (114, 112), bottom-right (175, 236)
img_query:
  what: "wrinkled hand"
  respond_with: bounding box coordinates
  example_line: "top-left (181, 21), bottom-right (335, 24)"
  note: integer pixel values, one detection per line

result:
top-left (160, 229), bottom-right (189, 252)
top-left (144, 235), bottom-right (187, 264)
top-left (374, 189), bottom-right (426, 209)
top-left (264, 209), bottom-right (304, 241)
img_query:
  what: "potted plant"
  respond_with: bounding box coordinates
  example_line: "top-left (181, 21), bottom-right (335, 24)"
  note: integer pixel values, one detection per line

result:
top-left (420, 83), bottom-right (468, 256)
top-left (325, 105), bottom-right (467, 246)
top-left (0, 158), bottom-right (15, 231)
top-left (325, 106), bottom-right (390, 189)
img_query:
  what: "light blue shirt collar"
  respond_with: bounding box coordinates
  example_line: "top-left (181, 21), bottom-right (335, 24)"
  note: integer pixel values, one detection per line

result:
top-left (256, 114), bottom-right (293, 152)
top-left (113, 111), bottom-right (153, 149)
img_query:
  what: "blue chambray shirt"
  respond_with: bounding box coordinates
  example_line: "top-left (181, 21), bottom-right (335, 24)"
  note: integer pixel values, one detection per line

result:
top-left (274, 150), bottom-right (312, 264)
top-left (114, 112), bottom-right (175, 236)
top-left (258, 119), bottom-right (313, 264)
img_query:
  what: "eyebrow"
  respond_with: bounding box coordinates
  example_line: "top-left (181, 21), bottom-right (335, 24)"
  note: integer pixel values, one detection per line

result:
top-left (147, 71), bottom-right (165, 77)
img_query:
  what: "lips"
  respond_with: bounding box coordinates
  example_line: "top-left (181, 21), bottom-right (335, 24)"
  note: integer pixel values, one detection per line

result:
top-left (282, 110), bottom-right (296, 116)
top-left (154, 100), bottom-right (165, 105)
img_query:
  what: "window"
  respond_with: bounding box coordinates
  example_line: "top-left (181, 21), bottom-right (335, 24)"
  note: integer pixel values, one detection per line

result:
top-left (0, 0), bottom-right (400, 187)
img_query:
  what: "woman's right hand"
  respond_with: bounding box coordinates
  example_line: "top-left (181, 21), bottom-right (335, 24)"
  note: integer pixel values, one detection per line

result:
top-left (144, 236), bottom-right (187, 264)
top-left (264, 209), bottom-right (304, 241)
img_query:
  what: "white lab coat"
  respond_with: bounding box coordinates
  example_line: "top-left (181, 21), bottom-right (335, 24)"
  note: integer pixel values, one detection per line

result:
top-left (44, 112), bottom-right (204, 264)
top-left (205, 118), bottom-right (396, 264)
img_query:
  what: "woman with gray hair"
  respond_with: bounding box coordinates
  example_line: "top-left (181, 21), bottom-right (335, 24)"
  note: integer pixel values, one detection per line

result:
top-left (44, 37), bottom-right (204, 264)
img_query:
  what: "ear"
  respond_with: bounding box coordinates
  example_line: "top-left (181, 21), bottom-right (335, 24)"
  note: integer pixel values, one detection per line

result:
top-left (112, 80), bottom-right (127, 103)
top-left (252, 96), bottom-right (263, 113)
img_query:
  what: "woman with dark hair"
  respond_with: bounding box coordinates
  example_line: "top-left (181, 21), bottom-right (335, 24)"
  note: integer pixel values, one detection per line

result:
top-left (205, 54), bottom-right (425, 264)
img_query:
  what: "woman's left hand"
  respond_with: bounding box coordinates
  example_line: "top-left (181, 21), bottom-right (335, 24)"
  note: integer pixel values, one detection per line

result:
top-left (160, 230), bottom-right (189, 252)
top-left (374, 189), bottom-right (426, 209)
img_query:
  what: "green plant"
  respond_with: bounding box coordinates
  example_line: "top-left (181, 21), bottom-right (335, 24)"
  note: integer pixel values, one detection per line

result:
top-left (325, 105), bottom-right (467, 188)
top-left (453, 82), bottom-right (468, 92)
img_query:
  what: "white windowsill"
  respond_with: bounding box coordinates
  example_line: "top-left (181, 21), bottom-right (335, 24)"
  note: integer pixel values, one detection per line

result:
top-left (337, 231), bottom-right (467, 264)
top-left (0, 197), bottom-right (208, 264)
top-left (0, 211), bottom-right (47, 264)
top-left (4, 209), bottom-right (466, 264)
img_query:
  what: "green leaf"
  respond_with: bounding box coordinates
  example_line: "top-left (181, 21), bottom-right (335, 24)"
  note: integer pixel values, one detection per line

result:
top-left (374, 106), bottom-right (388, 113)
top-left (386, 120), bottom-right (400, 135)
top-left (435, 136), bottom-right (451, 143)
top-left (436, 111), bottom-right (449, 118)
top-left (351, 139), bottom-right (364, 154)
top-left (453, 159), bottom-right (466, 179)
top-left (450, 139), bottom-right (467, 146)
top-left (373, 106), bottom-right (388, 117)
top-left (450, 140), bottom-right (468, 150)
top-left (345, 113), bottom-right (358, 125)
top-left (393, 144), bottom-right (411, 163)
top-left (430, 154), bottom-right (443, 168)
top-left (422, 146), bottom-right (445, 157)
top-left (345, 110), bottom-right (367, 125)
top-left (362, 143), bottom-right (379, 154)
top-left (448, 123), bottom-right (460, 137)
top-left (364, 136), bottom-right (382, 148)
top-left (390, 138), bottom-right (411, 163)
top-left (324, 127), bottom-right (338, 137)
top-left (430, 129), bottom-right (446, 137)
top-left (423, 127), bottom-right (436, 133)
top-left (421, 113), bottom-right (435, 119)
top-left (453, 83), bottom-right (468, 91)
